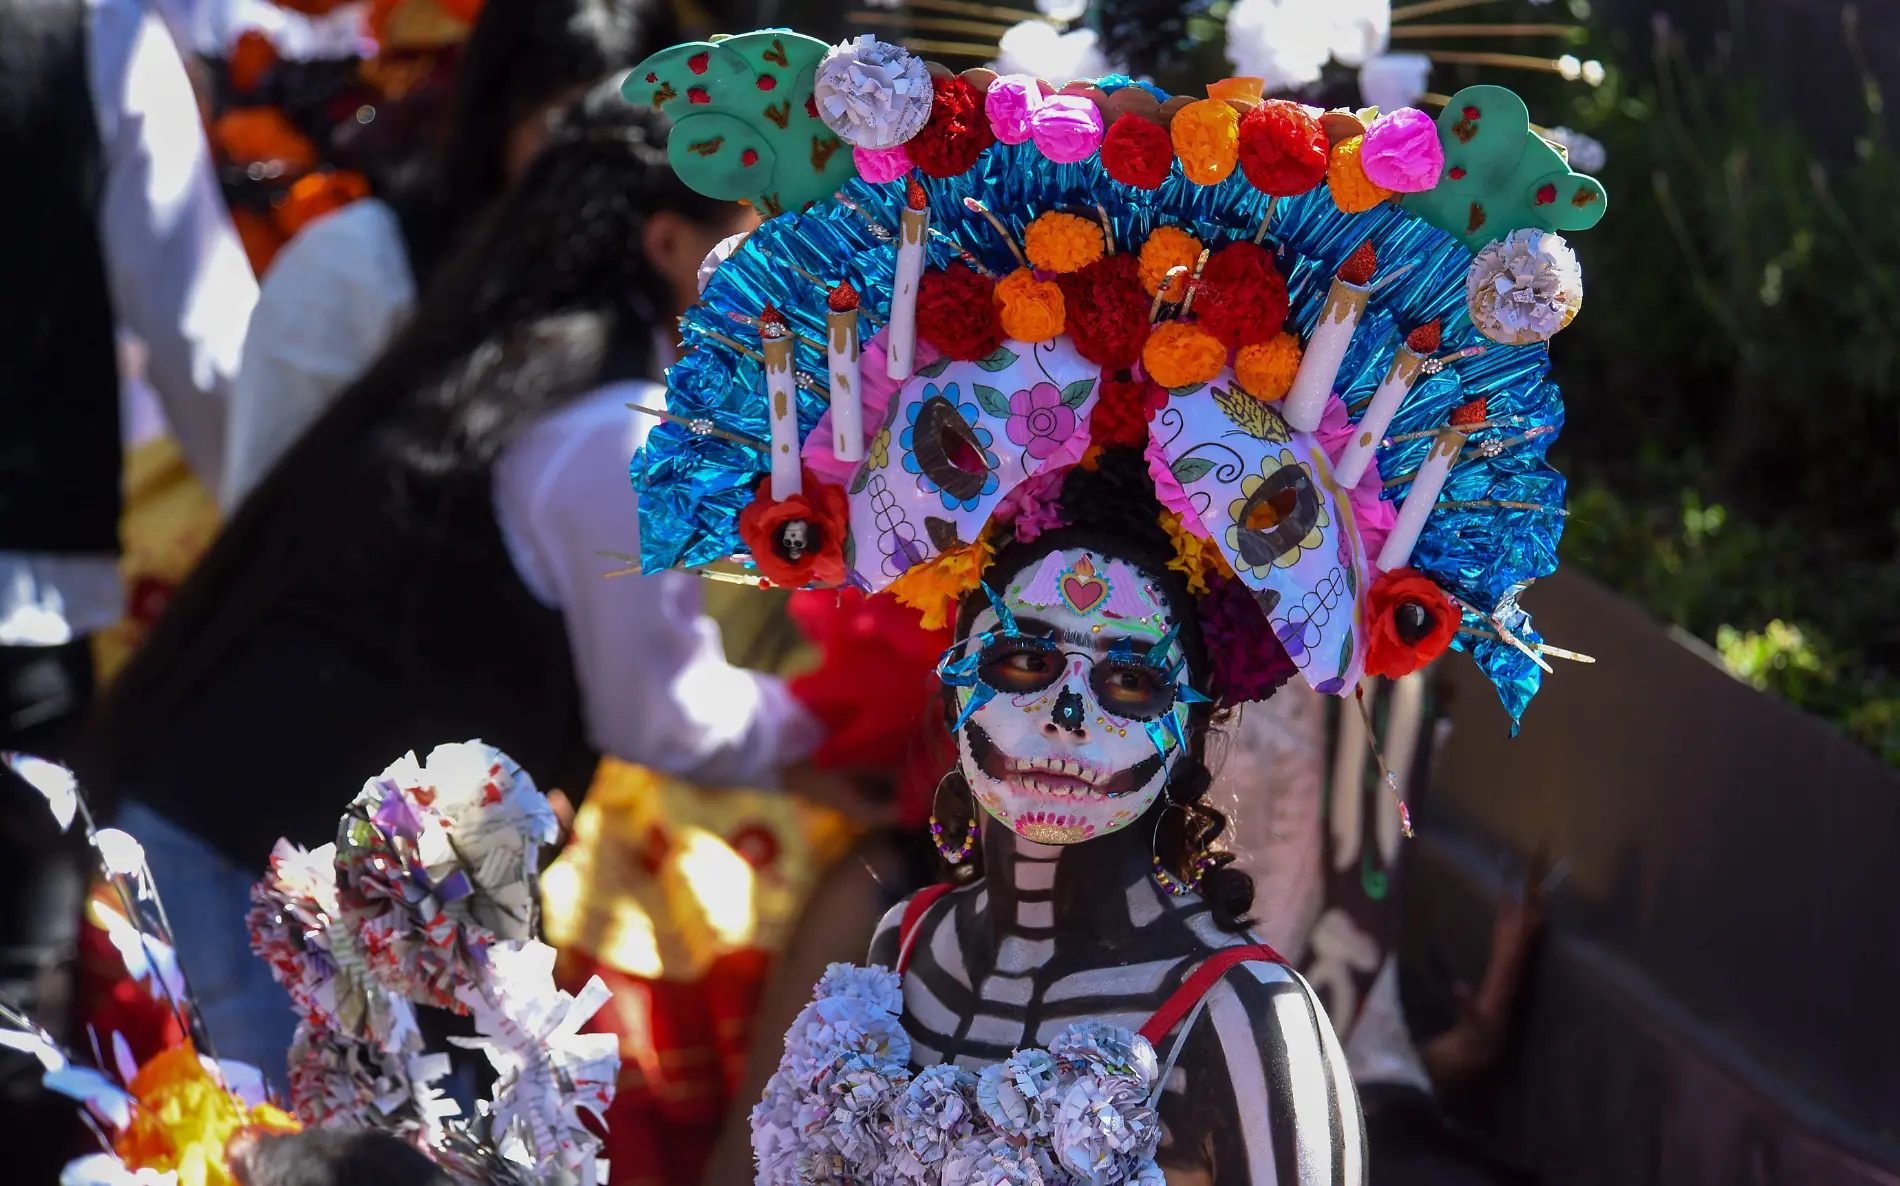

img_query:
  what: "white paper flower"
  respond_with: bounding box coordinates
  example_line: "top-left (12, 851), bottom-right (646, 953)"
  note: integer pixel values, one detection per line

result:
top-left (5, 753), bottom-right (76, 831)
top-left (1226, 0), bottom-right (1391, 92)
top-left (975, 1049), bottom-right (1060, 1139)
top-left (815, 962), bottom-right (904, 1015)
top-left (1542, 126), bottom-right (1606, 174)
top-left (1035, 0), bottom-right (1089, 21)
top-left (92, 828), bottom-right (146, 877)
top-left (1466, 229), bottom-right (1584, 345)
top-left (1357, 52), bottom-right (1431, 112)
top-left (815, 36), bottom-right (933, 150)
top-left (990, 21), bottom-right (1114, 87)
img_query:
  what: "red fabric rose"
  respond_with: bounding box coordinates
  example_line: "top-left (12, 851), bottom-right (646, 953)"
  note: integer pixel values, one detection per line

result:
top-left (918, 263), bottom-right (1003, 360)
top-left (905, 76), bottom-right (995, 178)
top-left (1058, 253), bottom-right (1150, 370)
top-left (1365, 567), bottom-right (1458, 678)
top-left (1237, 99), bottom-right (1329, 197)
top-left (1100, 114), bottom-right (1174, 189)
top-left (736, 472), bottom-right (850, 588)
top-left (1195, 241), bottom-right (1289, 349)
top-left (1088, 373), bottom-right (1166, 447)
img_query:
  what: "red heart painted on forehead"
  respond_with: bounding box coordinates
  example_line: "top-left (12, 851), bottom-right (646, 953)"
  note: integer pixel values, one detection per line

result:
top-left (1060, 574), bottom-right (1107, 613)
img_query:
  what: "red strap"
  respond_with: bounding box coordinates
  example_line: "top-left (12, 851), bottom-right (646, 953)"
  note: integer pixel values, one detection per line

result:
top-left (1137, 943), bottom-right (1287, 1046)
top-left (895, 884), bottom-right (956, 975)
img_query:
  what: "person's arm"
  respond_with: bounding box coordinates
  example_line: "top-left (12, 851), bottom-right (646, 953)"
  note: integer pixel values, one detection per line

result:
top-left (90, 0), bottom-right (257, 484)
top-left (493, 384), bottom-right (823, 788)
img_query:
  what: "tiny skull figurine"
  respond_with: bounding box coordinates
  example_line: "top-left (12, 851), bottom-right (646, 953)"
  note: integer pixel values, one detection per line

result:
top-left (775, 518), bottom-right (812, 563)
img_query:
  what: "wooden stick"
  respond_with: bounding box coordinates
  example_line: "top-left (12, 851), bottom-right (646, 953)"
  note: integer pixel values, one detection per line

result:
top-left (1459, 626), bottom-right (1595, 664)
top-left (1390, 23), bottom-right (1585, 41)
top-left (847, 10), bottom-right (1017, 39)
top-left (1421, 50), bottom-right (1575, 74)
top-left (900, 37), bottom-right (1007, 58)
top-left (900, 0), bottom-right (1041, 24)
top-left (964, 196), bottom-right (1029, 269)
top-left (1391, 0), bottom-right (1499, 20)
top-left (624, 402), bottom-right (768, 450)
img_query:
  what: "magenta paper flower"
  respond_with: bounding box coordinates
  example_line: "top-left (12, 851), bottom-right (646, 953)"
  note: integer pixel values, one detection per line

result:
top-left (1006, 383), bottom-right (1076, 460)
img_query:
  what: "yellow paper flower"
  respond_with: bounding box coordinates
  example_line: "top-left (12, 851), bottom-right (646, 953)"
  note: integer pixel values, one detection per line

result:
top-left (888, 534), bottom-right (996, 630)
top-left (1023, 212), bottom-right (1105, 274)
top-left (1142, 321), bottom-right (1228, 390)
top-left (1137, 227), bottom-right (1203, 301)
top-left (1170, 99), bottom-right (1240, 185)
top-left (994, 267), bottom-right (1066, 342)
top-left (1159, 509), bottom-right (1233, 594)
top-left (116, 1045), bottom-right (300, 1186)
top-left (1327, 135), bottom-right (1394, 214)
top-left (1235, 333), bottom-right (1303, 401)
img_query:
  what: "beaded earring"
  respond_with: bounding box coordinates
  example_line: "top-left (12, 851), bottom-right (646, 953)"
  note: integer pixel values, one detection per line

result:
top-left (929, 770), bottom-right (978, 864)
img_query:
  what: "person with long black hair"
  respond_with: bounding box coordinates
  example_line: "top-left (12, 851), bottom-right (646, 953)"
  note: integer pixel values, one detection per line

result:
top-left (78, 78), bottom-right (831, 1084)
top-left (221, 0), bottom-right (678, 505)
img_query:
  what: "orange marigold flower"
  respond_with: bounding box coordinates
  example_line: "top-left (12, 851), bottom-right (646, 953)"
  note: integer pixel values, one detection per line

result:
top-left (1023, 211), bottom-right (1105, 274)
top-left (212, 107), bottom-right (318, 170)
top-left (994, 267), bottom-right (1066, 342)
top-left (272, 169), bottom-right (372, 239)
top-left (1142, 321), bottom-right (1228, 390)
top-left (887, 535), bottom-right (995, 631)
top-left (1327, 135), bottom-right (1394, 214)
top-left (1170, 99), bottom-right (1240, 186)
top-left (1136, 226), bottom-right (1202, 302)
top-left (1235, 333), bottom-right (1303, 401)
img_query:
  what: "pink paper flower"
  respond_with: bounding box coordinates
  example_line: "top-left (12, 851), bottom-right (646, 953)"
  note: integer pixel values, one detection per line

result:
top-left (1315, 393), bottom-right (1397, 564)
top-left (1030, 94), bottom-right (1106, 164)
top-left (1006, 382), bottom-right (1078, 460)
top-left (855, 144), bottom-right (914, 184)
top-left (985, 74), bottom-right (1041, 145)
top-left (1359, 107), bottom-right (1443, 193)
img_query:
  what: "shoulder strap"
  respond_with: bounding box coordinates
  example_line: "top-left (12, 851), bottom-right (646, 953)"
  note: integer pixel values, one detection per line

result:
top-left (895, 883), bottom-right (956, 975)
top-left (1137, 943), bottom-right (1287, 1046)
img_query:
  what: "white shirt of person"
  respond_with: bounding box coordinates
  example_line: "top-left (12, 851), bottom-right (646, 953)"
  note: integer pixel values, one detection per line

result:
top-left (0, 0), bottom-right (258, 648)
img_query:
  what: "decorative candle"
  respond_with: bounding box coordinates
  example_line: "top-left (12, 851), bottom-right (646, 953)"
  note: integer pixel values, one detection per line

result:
top-left (1376, 397), bottom-right (1485, 571)
top-left (760, 304), bottom-right (802, 501)
top-left (826, 282), bottom-right (864, 462)
top-left (1284, 239), bottom-right (1376, 433)
top-left (1334, 317), bottom-right (1439, 488)
top-left (886, 176), bottom-right (929, 380)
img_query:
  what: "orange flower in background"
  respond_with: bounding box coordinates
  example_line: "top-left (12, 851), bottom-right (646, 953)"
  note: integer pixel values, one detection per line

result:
top-left (736, 472), bottom-right (849, 588)
top-left (887, 535), bottom-right (995, 631)
top-left (115, 1044), bottom-right (299, 1186)
top-left (212, 107), bottom-right (318, 170)
top-left (228, 31), bottom-right (277, 93)
top-left (273, 169), bottom-right (371, 239)
top-left (1365, 567), bottom-right (1458, 678)
top-left (370, 0), bottom-right (483, 51)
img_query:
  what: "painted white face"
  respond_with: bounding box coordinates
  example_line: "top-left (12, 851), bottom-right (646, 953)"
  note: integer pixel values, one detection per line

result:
top-left (951, 548), bottom-right (1195, 845)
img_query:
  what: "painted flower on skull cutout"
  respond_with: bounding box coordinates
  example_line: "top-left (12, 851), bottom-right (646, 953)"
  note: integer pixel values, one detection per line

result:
top-left (868, 425), bottom-right (890, 469)
top-left (1224, 448), bottom-right (1330, 578)
top-left (900, 382), bottom-right (1000, 512)
top-left (1005, 383), bottom-right (1077, 461)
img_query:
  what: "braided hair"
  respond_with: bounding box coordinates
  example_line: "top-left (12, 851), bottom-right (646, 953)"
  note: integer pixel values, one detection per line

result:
top-left (941, 447), bottom-right (1258, 931)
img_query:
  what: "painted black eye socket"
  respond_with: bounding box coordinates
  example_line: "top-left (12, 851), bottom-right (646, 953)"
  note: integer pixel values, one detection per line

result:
top-left (912, 395), bottom-right (991, 501)
top-left (978, 638), bottom-right (1064, 694)
top-left (1089, 659), bottom-right (1177, 721)
top-left (1235, 463), bottom-right (1321, 568)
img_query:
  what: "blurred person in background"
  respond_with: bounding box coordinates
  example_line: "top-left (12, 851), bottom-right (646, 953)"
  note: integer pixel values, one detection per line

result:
top-left (221, 0), bottom-right (678, 505)
top-left (0, 0), bottom-right (255, 1177)
top-left (76, 83), bottom-right (849, 1086)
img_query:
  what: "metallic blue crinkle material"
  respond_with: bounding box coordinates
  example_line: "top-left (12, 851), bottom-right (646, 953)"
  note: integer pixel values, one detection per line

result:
top-left (636, 128), bottom-right (1569, 723)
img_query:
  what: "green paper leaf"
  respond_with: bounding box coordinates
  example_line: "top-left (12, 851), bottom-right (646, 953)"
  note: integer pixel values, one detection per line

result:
top-left (1059, 378), bottom-right (1096, 408)
top-left (848, 462), bottom-right (872, 495)
top-left (975, 347), bottom-right (1019, 372)
top-left (972, 384), bottom-right (1012, 417)
top-left (1169, 383), bottom-right (1208, 399)
top-left (1170, 457), bottom-right (1215, 484)
top-left (1338, 630), bottom-right (1355, 678)
top-left (916, 357), bottom-right (952, 378)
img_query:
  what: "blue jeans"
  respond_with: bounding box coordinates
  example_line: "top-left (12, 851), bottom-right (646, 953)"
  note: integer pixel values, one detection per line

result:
top-left (116, 802), bottom-right (297, 1089)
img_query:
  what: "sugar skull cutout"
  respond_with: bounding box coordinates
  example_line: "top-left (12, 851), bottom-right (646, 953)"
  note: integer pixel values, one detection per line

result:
top-left (846, 336), bottom-right (1100, 590)
top-left (1153, 379), bottom-right (1371, 694)
top-left (944, 548), bottom-right (1199, 845)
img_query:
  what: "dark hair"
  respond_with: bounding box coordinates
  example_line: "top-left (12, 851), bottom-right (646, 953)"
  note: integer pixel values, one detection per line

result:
top-left (938, 447), bottom-right (1255, 931)
top-left (226, 1127), bottom-right (452, 1186)
top-left (83, 80), bottom-right (735, 788)
top-left (397, 0), bottom-right (677, 283)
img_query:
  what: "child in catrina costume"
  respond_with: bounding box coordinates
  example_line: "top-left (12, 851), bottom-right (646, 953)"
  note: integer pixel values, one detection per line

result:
top-left (622, 27), bottom-right (1602, 1185)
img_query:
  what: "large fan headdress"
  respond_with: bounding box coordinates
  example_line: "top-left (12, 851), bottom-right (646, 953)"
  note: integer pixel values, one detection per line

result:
top-left (625, 32), bottom-right (1604, 724)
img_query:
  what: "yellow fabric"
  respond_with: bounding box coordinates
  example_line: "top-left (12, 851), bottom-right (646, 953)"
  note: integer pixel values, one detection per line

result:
top-left (92, 436), bottom-right (222, 687)
top-left (541, 761), bottom-right (858, 981)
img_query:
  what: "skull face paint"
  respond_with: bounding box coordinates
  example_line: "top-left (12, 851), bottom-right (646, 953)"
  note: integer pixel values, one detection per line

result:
top-left (951, 548), bottom-right (1195, 845)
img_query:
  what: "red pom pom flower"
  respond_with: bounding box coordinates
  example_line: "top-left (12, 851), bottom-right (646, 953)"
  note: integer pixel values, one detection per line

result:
top-left (737, 472), bottom-right (850, 588)
top-left (904, 76), bottom-right (995, 178)
top-left (1194, 241), bottom-right (1289, 349)
top-left (1087, 373), bottom-right (1167, 447)
top-left (1237, 99), bottom-right (1329, 197)
top-left (1099, 114), bottom-right (1174, 190)
top-left (1058, 253), bottom-right (1150, 370)
top-left (1365, 568), bottom-right (1459, 678)
top-left (917, 263), bottom-right (1003, 360)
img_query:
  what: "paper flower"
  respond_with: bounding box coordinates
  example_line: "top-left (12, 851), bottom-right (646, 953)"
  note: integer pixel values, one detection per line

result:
top-left (1237, 99), bottom-right (1329, 196)
top-left (1235, 333), bottom-right (1303, 401)
top-left (1046, 1022), bottom-right (1159, 1087)
top-left (975, 1049), bottom-right (1060, 1139)
top-left (1195, 241), bottom-right (1289, 349)
top-left (1137, 226), bottom-right (1202, 301)
top-left (1365, 568), bottom-right (1458, 677)
top-left (1465, 228), bottom-right (1583, 344)
top-left (906, 75), bottom-right (995, 178)
top-left (1089, 374), bottom-right (1168, 448)
top-left (247, 840), bottom-right (344, 1024)
top-left (814, 36), bottom-right (933, 150)
top-left (1201, 571), bottom-right (1298, 703)
top-left (918, 263), bottom-right (1005, 359)
top-left (1024, 211), bottom-right (1106, 274)
top-left (990, 21), bottom-right (1113, 87)
top-left (995, 267), bottom-right (1067, 342)
top-left (1036, 0), bottom-right (1088, 20)
top-left (1052, 1073), bottom-right (1163, 1184)
top-left (893, 1065), bottom-right (980, 1169)
top-left (1030, 94), bottom-right (1105, 164)
top-left (1100, 114), bottom-right (1174, 189)
top-left (819, 1052), bottom-right (908, 1165)
top-left (854, 144), bottom-right (913, 184)
top-left (737, 472), bottom-right (852, 587)
top-left (1223, 0), bottom-right (1331, 92)
top-left (1327, 135), bottom-right (1394, 213)
top-left (1058, 253), bottom-right (1151, 370)
top-left (1170, 98), bottom-right (1240, 185)
top-left (814, 962), bottom-right (904, 1014)
top-left (1142, 322), bottom-right (1227, 389)
top-left (985, 74), bottom-right (1041, 145)
top-left (1360, 107), bottom-right (1443, 192)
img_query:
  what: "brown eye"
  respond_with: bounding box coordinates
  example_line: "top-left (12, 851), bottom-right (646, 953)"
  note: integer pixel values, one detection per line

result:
top-left (979, 641), bottom-right (1063, 694)
top-left (1090, 661), bottom-right (1175, 720)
